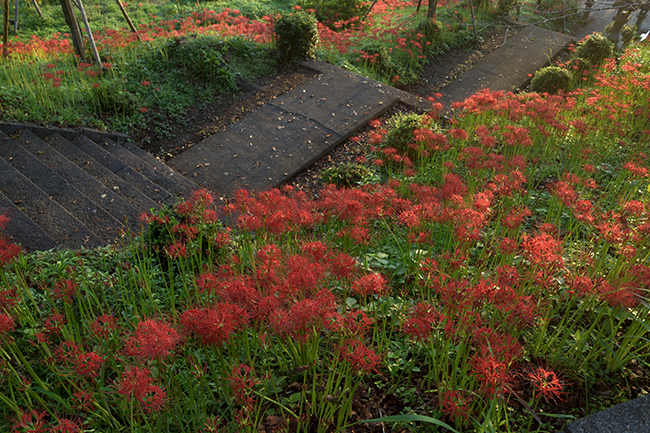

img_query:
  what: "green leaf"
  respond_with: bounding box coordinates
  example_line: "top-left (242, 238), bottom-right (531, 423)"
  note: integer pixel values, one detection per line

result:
top-left (356, 414), bottom-right (460, 432)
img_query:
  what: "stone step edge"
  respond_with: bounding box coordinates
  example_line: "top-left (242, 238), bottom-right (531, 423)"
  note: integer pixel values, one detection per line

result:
top-left (0, 121), bottom-right (130, 145)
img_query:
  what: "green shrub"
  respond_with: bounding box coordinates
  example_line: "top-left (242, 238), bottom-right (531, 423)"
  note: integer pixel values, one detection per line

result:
top-left (274, 10), bottom-right (320, 62)
top-left (321, 162), bottom-right (372, 187)
top-left (530, 66), bottom-right (573, 94)
top-left (566, 56), bottom-right (591, 76)
top-left (382, 112), bottom-right (429, 157)
top-left (297, 0), bottom-right (365, 28)
top-left (415, 18), bottom-right (443, 43)
top-left (166, 35), bottom-right (237, 89)
top-left (575, 33), bottom-right (614, 65)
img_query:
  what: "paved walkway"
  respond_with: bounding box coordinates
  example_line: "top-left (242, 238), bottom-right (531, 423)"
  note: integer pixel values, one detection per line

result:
top-left (167, 26), bottom-right (574, 198)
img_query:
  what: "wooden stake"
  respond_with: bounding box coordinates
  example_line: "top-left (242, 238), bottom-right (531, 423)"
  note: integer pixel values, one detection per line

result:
top-left (115, 0), bottom-right (140, 39)
top-left (32, 0), bottom-right (42, 18)
top-left (13, 0), bottom-right (17, 35)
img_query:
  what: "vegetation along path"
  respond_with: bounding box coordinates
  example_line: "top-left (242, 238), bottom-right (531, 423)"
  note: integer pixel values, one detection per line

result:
top-left (0, 0), bottom-right (650, 431)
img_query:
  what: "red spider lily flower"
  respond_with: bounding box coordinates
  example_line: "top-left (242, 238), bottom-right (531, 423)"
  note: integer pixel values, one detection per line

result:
top-left (0, 235), bottom-right (21, 268)
top-left (527, 366), bottom-right (567, 404)
top-left (89, 314), bottom-right (118, 339)
top-left (623, 162), bottom-right (648, 178)
top-left (50, 416), bottom-right (83, 433)
top-left (501, 206), bottom-right (531, 230)
top-left (569, 274), bottom-right (594, 297)
top-left (73, 389), bottom-right (95, 412)
top-left (328, 251), bottom-right (358, 280)
top-left (74, 351), bottom-right (105, 379)
top-left (439, 389), bottom-right (473, 423)
top-left (11, 409), bottom-right (48, 433)
top-left (470, 351), bottom-right (510, 397)
top-left (338, 339), bottom-right (380, 374)
top-left (270, 290), bottom-right (338, 342)
top-left (125, 319), bottom-right (180, 361)
top-left (521, 232), bottom-right (564, 269)
top-left (43, 313), bottom-right (67, 336)
top-left (0, 313), bottom-right (15, 342)
top-left (496, 264), bottom-right (519, 289)
top-left (117, 366), bottom-right (153, 400)
top-left (403, 302), bottom-right (446, 342)
top-left (180, 303), bottom-right (247, 346)
top-left (196, 272), bottom-right (219, 294)
top-left (499, 237), bottom-right (518, 255)
top-left (55, 340), bottom-right (82, 364)
top-left (342, 310), bottom-right (374, 336)
top-left (52, 278), bottom-right (79, 305)
top-left (227, 364), bottom-right (259, 406)
top-left (622, 200), bottom-right (645, 217)
top-left (165, 241), bottom-right (187, 259)
top-left (117, 366), bottom-right (167, 413)
top-left (351, 273), bottom-right (387, 297)
top-left (597, 279), bottom-right (639, 308)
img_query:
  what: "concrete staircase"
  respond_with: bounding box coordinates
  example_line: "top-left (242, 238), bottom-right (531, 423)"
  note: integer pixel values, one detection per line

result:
top-left (0, 123), bottom-right (199, 252)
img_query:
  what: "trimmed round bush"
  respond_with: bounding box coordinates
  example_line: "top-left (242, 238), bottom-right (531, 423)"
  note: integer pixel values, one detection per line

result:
top-left (574, 33), bottom-right (613, 65)
top-left (274, 10), bottom-right (320, 62)
top-left (530, 66), bottom-right (573, 94)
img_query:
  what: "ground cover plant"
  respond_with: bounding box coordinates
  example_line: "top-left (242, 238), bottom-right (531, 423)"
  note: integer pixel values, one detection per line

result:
top-left (1, 32), bottom-right (650, 431)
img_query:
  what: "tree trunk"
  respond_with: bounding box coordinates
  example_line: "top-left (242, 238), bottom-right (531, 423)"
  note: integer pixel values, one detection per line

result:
top-left (59, 0), bottom-right (86, 61)
top-left (427, 0), bottom-right (438, 18)
top-left (3, 0), bottom-right (9, 57)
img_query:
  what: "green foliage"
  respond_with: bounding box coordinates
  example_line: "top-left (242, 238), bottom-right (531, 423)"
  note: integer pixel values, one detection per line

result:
top-left (353, 40), bottom-right (393, 71)
top-left (530, 66), bottom-right (573, 94)
top-left (274, 10), bottom-right (320, 61)
top-left (382, 112), bottom-right (429, 157)
top-left (91, 77), bottom-right (139, 115)
top-left (166, 35), bottom-right (237, 88)
top-left (297, 0), bottom-right (365, 27)
top-left (321, 162), bottom-right (373, 187)
top-left (414, 18), bottom-right (443, 44)
top-left (575, 33), bottom-right (614, 65)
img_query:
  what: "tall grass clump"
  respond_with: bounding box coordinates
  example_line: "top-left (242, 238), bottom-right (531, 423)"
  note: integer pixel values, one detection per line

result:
top-left (1, 41), bottom-right (650, 432)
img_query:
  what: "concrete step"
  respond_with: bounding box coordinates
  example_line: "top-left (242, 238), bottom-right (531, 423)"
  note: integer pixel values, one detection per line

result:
top-left (45, 133), bottom-right (161, 216)
top-left (0, 156), bottom-right (102, 249)
top-left (96, 137), bottom-right (193, 199)
top-left (0, 190), bottom-right (58, 252)
top-left (0, 131), bottom-right (123, 245)
top-left (70, 135), bottom-right (174, 205)
top-left (12, 129), bottom-right (141, 234)
top-left (121, 140), bottom-right (199, 194)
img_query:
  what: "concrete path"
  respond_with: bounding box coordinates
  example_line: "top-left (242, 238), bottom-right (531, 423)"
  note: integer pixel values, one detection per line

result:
top-left (167, 61), bottom-right (426, 197)
top-left (438, 26), bottom-right (573, 107)
top-left (167, 25), bottom-right (574, 198)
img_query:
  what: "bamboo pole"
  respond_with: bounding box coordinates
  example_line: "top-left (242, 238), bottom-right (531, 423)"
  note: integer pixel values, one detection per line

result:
top-left (72, 0), bottom-right (101, 65)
